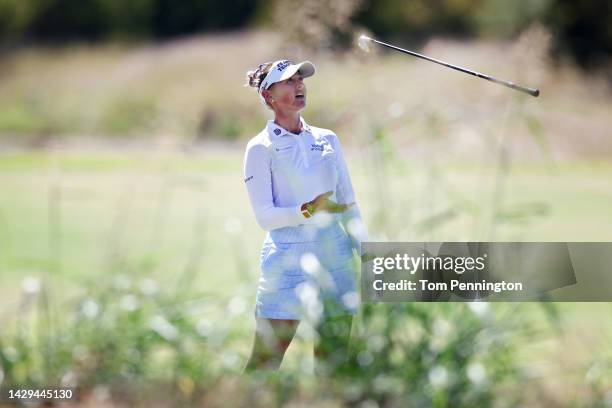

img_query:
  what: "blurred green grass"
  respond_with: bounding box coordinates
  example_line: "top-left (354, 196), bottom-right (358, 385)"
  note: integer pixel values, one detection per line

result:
top-left (2, 149), bottom-right (612, 292)
top-left (0, 29), bottom-right (611, 160)
top-left (2, 150), bottom-right (612, 289)
top-left (1, 27), bottom-right (612, 405)
top-left (1, 149), bottom-right (612, 405)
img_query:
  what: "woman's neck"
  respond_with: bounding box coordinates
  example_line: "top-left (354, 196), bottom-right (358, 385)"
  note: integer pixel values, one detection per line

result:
top-left (274, 112), bottom-right (301, 134)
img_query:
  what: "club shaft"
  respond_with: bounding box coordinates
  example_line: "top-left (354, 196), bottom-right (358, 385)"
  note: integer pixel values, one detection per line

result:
top-left (369, 38), bottom-right (540, 97)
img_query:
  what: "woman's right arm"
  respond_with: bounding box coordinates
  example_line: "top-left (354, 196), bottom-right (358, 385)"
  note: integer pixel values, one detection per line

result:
top-left (243, 142), bottom-right (306, 230)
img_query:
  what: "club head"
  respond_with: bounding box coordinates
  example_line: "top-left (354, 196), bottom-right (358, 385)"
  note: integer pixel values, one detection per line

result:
top-left (357, 35), bottom-right (371, 52)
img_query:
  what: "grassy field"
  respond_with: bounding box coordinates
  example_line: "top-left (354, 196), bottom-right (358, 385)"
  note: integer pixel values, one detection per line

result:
top-left (1, 28), bottom-right (612, 406)
top-left (1, 146), bottom-right (612, 405)
top-left (2, 148), bottom-right (612, 290)
top-left (1, 29), bottom-right (611, 158)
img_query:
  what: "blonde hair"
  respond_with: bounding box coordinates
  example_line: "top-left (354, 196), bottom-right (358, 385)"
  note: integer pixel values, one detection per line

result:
top-left (245, 62), bottom-right (275, 110)
top-left (244, 62), bottom-right (274, 90)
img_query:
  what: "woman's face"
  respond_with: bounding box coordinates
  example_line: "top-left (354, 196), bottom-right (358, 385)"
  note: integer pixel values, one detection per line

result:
top-left (265, 72), bottom-right (306, 113)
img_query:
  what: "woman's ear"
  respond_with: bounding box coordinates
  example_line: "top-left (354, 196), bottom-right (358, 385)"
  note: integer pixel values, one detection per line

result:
top-left (262, 90), bottom-right (274, 104)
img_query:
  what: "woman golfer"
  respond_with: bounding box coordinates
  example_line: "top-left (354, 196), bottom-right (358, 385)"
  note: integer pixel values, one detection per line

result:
top-left (242, 59), bottom-right (367, 372)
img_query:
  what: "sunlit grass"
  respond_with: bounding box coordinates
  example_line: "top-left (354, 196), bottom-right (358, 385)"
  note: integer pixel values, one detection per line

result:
top-left (0, 29), bottom-right (611, 159)
top-left (1, 147), bottom-right (612, 405)
top-left (1, 27), bottom-right (612, 405)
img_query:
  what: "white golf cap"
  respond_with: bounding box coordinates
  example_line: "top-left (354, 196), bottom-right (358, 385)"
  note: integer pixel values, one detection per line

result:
top-left (259, 59), bottom-right (315, 93)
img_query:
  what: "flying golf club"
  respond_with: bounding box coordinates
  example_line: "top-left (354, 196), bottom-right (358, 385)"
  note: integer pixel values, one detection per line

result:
top-left (358, 34), bottom-right (540, 97)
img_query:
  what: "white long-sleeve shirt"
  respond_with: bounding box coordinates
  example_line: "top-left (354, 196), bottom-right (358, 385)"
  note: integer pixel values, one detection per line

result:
top-left (243, 117), bottom-right (367, 249)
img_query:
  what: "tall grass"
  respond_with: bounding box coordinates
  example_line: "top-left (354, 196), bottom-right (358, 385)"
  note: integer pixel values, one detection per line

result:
top-left (1, 143), bottom-right (611, 407)
top-left (1, 28), bottom-right (612, 407)
top-left (0, 28), bottom-right (611, 158)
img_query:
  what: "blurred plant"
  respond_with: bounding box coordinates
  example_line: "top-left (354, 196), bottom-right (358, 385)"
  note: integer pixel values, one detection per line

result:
top-left (544, 0), bottom-right (612, 70)
top-left (0, 273), bottom-right (239, 405)
top-left (99, 93), bottom-right (158, 136)
top-left (0, 157), bottom-right (245, 406)
top-left (585, 357), bottom-right (612, 407)
top-left (272, 0), bottom-right (364, 55)
top-left (321, 302), bottom-right (529, 407)
top-left (336, 30), bottom-right (564, 405)
top-left (198, 108), bottom-right (244, 141)
top-left (0, 0), bottom-right (259, 43)
top-left (355, 0), bottom-right (483, 46)
top-left (363, 121), bottom-right (411, 240)
top-left (472, 0), bottom-right (552, 39)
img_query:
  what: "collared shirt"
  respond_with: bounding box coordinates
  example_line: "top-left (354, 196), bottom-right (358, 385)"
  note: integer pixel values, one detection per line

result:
top-left (243, 117), bottom-right (367, 247)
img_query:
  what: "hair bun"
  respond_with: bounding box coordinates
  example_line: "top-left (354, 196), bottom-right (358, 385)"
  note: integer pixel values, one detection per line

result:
top-left (244, 62), bottom-right (273, 89)
top-left (244, 69), bottom-right (258, 88)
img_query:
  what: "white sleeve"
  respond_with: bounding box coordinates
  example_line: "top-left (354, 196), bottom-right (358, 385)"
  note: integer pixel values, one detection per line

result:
top-left (243, 142), bottom-right (305, 231)
top-left (332, 134), bottom-right (369, 252)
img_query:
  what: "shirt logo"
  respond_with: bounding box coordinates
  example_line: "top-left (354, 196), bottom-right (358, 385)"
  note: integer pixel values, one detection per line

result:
top-left (275, 145), bottom-right (292, 152)
top-left (244, 175), bottom-right (253, 183)
top-left (311, 143), bottom-right (325, 151)
top-left (273, 128), bottom-right (281, 135)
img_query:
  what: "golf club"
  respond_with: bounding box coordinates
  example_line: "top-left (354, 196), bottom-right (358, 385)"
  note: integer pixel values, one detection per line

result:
top-left (358, 35), bottom-right (540, 97)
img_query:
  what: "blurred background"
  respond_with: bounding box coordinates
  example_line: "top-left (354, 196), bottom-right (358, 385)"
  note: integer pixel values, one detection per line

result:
top-left (0, 0), bottom-right (611, 406)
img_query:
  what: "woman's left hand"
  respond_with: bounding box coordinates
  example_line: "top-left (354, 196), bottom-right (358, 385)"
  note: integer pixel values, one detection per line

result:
top-left (324, 200), bottom-right (354, 213)
top-left (309, 193), bottom-right (354, 214)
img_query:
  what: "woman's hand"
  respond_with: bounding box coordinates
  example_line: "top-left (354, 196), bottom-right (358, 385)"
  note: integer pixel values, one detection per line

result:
top-left (304, 191), bottom-right (354, 215)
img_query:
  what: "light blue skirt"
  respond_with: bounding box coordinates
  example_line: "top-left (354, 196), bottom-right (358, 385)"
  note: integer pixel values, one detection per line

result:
top-left (255, 220), bottom-right (359, 321)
